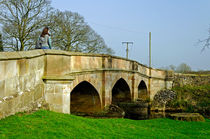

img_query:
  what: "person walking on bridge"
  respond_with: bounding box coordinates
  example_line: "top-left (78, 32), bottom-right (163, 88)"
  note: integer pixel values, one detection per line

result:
top-left (36, 27), bottom-right (52, 49)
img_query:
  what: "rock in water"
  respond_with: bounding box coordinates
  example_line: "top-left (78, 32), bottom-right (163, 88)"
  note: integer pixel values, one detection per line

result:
top-left (169, 113), bottom-right (205, 122)
top-left (117, 102), bottom-right (149, 119)
top-left (105, 104), bottom-right (125, 118)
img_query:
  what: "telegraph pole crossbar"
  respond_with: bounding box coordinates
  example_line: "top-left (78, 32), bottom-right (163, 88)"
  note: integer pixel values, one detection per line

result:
top-left (122, 42), bottom-right (133, 59)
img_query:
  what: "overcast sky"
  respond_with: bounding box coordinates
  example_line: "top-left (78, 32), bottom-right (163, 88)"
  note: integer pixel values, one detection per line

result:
top-left (52, 0), bottom-right (210, 70)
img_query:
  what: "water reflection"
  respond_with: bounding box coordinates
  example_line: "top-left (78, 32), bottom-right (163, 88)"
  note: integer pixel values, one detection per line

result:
top-left (127, 111), bottom-right (174, 120)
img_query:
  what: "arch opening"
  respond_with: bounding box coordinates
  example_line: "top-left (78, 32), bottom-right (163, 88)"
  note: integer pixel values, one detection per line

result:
top-left (138, 80), bottom-right (149, 101)
top-left (112, 78), bottom-right (131, 104)
top-left (70, 81), bottom-right (101, 114)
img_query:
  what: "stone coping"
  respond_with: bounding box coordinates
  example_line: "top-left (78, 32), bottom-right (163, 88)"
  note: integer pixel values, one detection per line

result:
top-left (42, 75), bottom-right (75, 81)
top-left (0, 50), bottom-right (45, 60)
top-left (175, 73), bottom-right (210, 76)
top-left (66, 69), bottom-right (173, 80)
top-left (0, 49), bottom-right (147, 67)
top-left (42, 75), bottom-right (75, 84)
top-left (0, 50), bottom-right (172, 75)
top-left (43, 50), bottom-right (149, 69)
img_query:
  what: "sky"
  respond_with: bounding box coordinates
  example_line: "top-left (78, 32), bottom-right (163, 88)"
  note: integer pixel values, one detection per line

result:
top-left (52, 0), bottom-right (210, 70)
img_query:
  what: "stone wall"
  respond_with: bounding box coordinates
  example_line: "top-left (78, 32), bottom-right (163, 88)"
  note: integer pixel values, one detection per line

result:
top-left (151, 73), bottom-right (210, 112)
top-left (173, 73), bottom-right (210, 87)
top-left (0, 50), bottom-right (45, 119)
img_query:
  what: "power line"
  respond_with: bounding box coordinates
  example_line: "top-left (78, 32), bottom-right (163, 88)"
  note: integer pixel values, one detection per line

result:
top-left (88, 21), bottom-right (148, 36)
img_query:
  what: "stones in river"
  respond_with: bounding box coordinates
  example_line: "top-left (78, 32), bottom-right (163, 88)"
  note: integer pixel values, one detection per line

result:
top-left (72, 104), bottom-right (125, 118)
top-left (169, 113), bottom-right (205, 122)
top-left (104, 104), bottom-right (125, 118)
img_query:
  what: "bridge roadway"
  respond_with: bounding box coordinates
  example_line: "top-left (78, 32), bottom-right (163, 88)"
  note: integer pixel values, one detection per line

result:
top-left (0, 50), bottom-right (173, 117)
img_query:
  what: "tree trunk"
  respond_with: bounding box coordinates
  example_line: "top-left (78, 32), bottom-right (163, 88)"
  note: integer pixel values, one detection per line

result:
top-left (20, 41), bottom-right (24, 51)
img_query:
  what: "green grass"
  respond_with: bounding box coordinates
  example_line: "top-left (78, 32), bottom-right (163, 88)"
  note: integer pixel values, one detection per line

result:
top-left (0, 110), bottom-right (209, 138)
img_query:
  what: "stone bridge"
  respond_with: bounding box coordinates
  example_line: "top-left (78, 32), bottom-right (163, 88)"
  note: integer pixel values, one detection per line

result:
top-left (0, 50), bottom-right (173, 118)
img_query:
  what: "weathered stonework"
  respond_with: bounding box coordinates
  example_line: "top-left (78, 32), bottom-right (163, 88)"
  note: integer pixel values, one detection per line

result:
top-left (0, 50), bottom-right (173, 119)
top-left (0, 84), bottom-right (45, 119)
top-left (173, 73), bottom-right (210, 87)
top-left (0, 50), bottom-right (45, 119)
top-left (43, 76), bottom-right (72, 114)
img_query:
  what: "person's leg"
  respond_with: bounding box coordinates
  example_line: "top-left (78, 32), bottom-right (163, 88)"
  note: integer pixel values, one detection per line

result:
top-left (41, 46), bottom-right (49, 49)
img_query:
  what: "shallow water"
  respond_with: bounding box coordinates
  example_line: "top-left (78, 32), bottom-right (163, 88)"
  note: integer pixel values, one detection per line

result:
top-left (75, 111), bottom-right (176, 120)
top-left (126, 111), bottom-right (176, 120)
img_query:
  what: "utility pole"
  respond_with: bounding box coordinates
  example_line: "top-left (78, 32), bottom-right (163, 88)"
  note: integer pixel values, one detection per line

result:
top-left (122, 42), bottom-right (133, 59)
top-left (149, 32), bottom-right (151, 69)
top-left (148, 32), bottom-right (151, 100)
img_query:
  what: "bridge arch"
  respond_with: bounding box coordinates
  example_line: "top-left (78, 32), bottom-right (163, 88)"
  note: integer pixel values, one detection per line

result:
top-left (112, 78), bottom-right (131, 104)
top-left (138, 80), bottom-right (149, 101)
top-left (70, 81), bottom-right (101, 114)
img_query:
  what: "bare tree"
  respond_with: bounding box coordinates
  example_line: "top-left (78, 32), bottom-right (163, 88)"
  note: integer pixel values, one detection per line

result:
top-left (176, 63), bottom-right (191, 73)
top-left (82, 26), bottom-right (114, 54)
top-left (0, 0), bottom-right (51, 51)
top-left (169, 65), bottom-right (176, 71)
top-left (198, 28), bottom-right (210, 51)
top-left (159, 64), bottom-right (176, 71)
top-left (48, 10), bottom-right (114, 54)
top-left (48, 10), bottom-right (89, 51)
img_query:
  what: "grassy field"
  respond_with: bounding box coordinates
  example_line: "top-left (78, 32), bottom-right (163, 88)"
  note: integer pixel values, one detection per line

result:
top-left (0, 110), bottom-right (209, 138)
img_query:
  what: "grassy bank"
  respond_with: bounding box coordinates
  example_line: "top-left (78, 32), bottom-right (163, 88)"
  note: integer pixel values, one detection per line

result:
top-left (0, 110), bottom-right (209, 138)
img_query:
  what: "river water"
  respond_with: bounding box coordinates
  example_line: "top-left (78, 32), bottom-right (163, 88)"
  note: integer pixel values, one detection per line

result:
top-left (125, 111), bottom-right (176, 120)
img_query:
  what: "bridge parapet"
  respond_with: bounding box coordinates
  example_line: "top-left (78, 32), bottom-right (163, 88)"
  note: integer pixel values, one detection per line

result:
top-left (43, 49), bottom-right (169, 80)
top-left (151, 68), bottom-right (174, 80)
top-left (0, 50), bottom-right (173, 79)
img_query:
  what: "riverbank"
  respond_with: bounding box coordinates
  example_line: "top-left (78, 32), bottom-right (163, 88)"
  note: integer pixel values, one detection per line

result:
top-left (0, 110), bottom-right (209, 138)
top-left (167, 85), bottom-right (210, 118)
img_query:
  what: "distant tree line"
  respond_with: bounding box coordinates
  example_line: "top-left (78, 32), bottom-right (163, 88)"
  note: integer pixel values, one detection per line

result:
top-left (0, 0), bottom-right (114, 54)
top-left (161, 63), bottom-right (210, 74)
top-left (160, 63), bottom-right (192, 73)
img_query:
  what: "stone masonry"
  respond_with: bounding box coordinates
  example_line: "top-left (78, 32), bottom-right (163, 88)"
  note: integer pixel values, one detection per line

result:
top-left (0, 50), bottom-right (173, 119)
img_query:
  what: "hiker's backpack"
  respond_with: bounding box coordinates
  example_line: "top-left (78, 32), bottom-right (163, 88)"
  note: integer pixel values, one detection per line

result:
top-left (35, 37), bottom-right (42, 49)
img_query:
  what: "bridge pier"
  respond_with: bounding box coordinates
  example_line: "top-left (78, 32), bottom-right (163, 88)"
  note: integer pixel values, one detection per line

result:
top-left (43, 76), bottom-right (74, 114)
